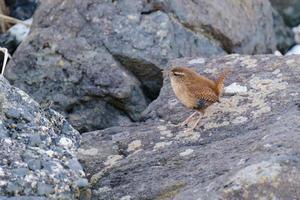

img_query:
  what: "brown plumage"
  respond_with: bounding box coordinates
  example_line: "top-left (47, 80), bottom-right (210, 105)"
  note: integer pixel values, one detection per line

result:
top-left (168, 66), bottom-right (229, 130)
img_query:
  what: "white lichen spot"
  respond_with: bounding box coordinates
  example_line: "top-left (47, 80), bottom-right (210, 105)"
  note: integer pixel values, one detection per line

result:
top-left (251, 105), bottom-right (271, 118)
top-left (122, 71), bottom-right (129, 78)
top-left (232, 116), bottom-right (248, 124)
top-left (0, 167), bottom-right (4, 176)
top-left (168, 98), bottom-right (179, 107)
top-left (179, 149), bottom-right (194, 157)
top-left (127, 15), bottom-right (139, 21)
top-left (272, 69), bottom-right (281, 75)
top-left (204, 121), bottom-right (230, 130)
top-left (0, 181), bottom-right (7, 186)
top-left (263, 143), bottom-right (272, 148)
top-left (3, 138), bottom-right (12, 145)
top-left (120, 195), bottom-right (132, 200)
top-left (104, 155), bottom-right (123, 168)
top-left (227, 161), bottom-right (281, 187)
top-left (237, 158), bottom-right (247, 166)
top-left (247, 77), bottom-right (288, 118)
top-left (58, 137), bottom-right (73, 148)
top-left (240, 57), bottom-right (257, 68)
top-left (175, 130), bottom-right (201, 141)
top-left (127, 140), bottom-right (142, 152)
top-left (160, 130), bottom-right (173, 138)
top-left (157, 30), bottom-right (168, 38)
top-left (96, 186), bottom-right (112, 193)
top-left (77, 148), bottom-right (99, 156)
top-left (24, 174), bottom-right (37, 184)
top-left (262, 135), bottom-right (269, 140)
top-left (188, 58), bottom-right (206, 65)
top-left (224, 83), bottom-right (248, 95)
top-left (157, 125), bottom-right (167, 131)
top-left (204, 68), bottom-right (218, 74)
top-left (153, 141), bottom-right (172, 150)
top-left (286, 59), bottom-right (296, 64)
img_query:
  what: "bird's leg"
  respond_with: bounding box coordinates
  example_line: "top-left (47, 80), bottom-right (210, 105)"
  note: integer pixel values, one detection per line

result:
top-left (186, 111), bottom-right (204, 131)
top-left (175, 111), bottom-right (198, 127)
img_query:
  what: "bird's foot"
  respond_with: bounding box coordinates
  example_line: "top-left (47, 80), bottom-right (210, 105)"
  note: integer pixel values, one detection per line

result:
top-left (173, 112), bottom-right (198, 128)
top-left (174, 121), bottom-right (188, 128)
top-left (185, 115), bottom-right (202, 131)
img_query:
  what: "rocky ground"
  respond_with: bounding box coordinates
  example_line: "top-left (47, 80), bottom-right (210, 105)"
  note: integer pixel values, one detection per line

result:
top-left (0, 77), bottom-right (89, 199)
top-left (78, 55), bottom-right (300, 199)
top-left (1, 0), bottom-right (300, 199)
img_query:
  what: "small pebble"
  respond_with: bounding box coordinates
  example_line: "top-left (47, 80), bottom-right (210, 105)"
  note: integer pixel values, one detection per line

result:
top-left (75, 178), bottom-right (89, 188)
top-left (27, 159), bottom-right (42, 171)
top-left (37, 182), bottom-right (54, 195)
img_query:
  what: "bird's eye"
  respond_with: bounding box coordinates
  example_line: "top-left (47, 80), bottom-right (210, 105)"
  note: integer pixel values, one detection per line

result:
top-left (173, 71), bottom-right (185, 76)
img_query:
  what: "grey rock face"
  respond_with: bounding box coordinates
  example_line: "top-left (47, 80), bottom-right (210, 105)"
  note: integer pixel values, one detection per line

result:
top-left (0, 77), bottom-right (88, 199)
top-left (149, 0), bottom-right (276, 54)
top-left (272, 8), bottom-right (295, 53)
top-left (78, 55), bottom-right (300, 199)
top-left (6, 0), bottom-right (277, 132)
top-left (5, 0), bottom-right (226, 132)
top-left (270, 0), bottom-right (300, 27)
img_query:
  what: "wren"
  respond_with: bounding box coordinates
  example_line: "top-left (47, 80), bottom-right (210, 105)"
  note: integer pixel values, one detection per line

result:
top-left (168, 66), bottom-right (229, 130)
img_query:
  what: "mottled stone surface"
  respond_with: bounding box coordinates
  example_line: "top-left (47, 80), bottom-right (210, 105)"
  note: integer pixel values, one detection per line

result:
top-left (5, 0), bottom-right (226, 132)
top-left (270, 0), bottom-right (300, 27)
top-left (0, 77), bottom-right (89, 199)
top-left (149, 0), bottom-right (276, 54)
top-left (6, 0), bottom-right (278, 132)
top-left (78, 55), bottom-right (300, 199)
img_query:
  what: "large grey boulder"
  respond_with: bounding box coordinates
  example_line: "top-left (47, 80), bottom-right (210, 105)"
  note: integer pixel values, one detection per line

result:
top-left (0, 77), bottom-right (89, 199)
top-left (78, 55), bottom-right (300, 199)
top-left (149, 0), bottom-right (276, 54)
top-left (270, 0), bottom-right (300, 27)
top-left (5, 0), bottom-right (225, 132)
top-left (6, 0), bottom-right (277, 132)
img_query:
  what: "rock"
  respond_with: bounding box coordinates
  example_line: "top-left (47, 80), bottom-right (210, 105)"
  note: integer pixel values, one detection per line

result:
top-left (293, 24), bottom-right (300, 43)
top-left (285, 44), bottom-right (300, 55)
top-left (75, 178), bottom-right (89, 188)
top-left (149, 0), bottom-right (276, 54)
top-left (5, 0), bottom-right (38, 20)
top-left (6, 0), bottom-right (276, 132)
top-left (36, 182), bottom-right (53, 196)
top-left (270, 0), bottom-right (300, 27)
top-left (0, 197), bottom-right (46, 200)
top-left (8, 18), bottom-right (32, 44)
top-left (28, 134), bottom-right (42, 147)
top-left (272, 8), bottom-right (295, 53)
top-left (27, 159), bottom-right (41, 171)
top-left (0, 77), bottom-right (88, 199)
top-left (78, 55), bottom-right (300, 199)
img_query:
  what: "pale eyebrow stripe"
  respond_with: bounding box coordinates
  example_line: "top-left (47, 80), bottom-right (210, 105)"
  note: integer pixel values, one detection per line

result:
top-left (173, 71), bottom-right (185, 76)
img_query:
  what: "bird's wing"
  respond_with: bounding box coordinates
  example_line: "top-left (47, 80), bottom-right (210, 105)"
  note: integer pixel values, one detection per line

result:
top-left (188, 85), bottom-right (219, 103)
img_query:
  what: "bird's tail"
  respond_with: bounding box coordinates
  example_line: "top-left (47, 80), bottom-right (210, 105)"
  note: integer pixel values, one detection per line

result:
top-left (214, 69), bottom-right (230, 97)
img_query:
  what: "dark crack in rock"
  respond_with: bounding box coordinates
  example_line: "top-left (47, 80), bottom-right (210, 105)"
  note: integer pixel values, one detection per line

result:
top-left (5, 0), bottom-right (38, 20)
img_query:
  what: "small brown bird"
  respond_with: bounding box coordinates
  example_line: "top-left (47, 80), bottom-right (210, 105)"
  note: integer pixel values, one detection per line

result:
top-left (168, 67), bottom-right (229, 130)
